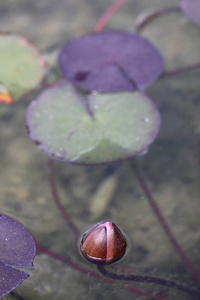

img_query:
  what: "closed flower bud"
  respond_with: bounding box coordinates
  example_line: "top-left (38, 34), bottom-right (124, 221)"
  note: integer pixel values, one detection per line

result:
top-left (80, 221), bottom-right (127, 265)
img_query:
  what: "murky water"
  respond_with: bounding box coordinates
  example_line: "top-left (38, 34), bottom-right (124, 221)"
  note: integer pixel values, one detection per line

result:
top-left (1, 0), bottom-right (200, 299)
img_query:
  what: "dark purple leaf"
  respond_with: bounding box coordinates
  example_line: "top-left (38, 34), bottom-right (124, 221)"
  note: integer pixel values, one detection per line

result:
top-left (0, 214), bottom-right (36, 297)
top-left (0, 214), bottom-right (36, 269)
top-left (180, 0), bottom-right (200, 25)
top-left (58, 30), bottom-right (164, 93)
top-left (0, 263), bottom-right (28, 298)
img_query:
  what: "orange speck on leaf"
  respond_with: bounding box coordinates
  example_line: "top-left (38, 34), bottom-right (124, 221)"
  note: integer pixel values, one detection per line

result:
top-left (0, 92), bottom-right (13, 104)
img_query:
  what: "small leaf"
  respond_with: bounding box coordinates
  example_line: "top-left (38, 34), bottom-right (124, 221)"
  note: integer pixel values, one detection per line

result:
top-left (0, 83), bottom-right (12, 105)
top-left (26, 82), bottom-right (161, 164)
top-left (180, 0), bottom-right (200, 25)
top-left (0, 214), bottom-right (36, 298)
top-left (0, 214), bottom-right (36, 269)
top-left (0, 263), bottom-right (28, 299)
top-left (58, 30), bottom-right (164, 93)
top-left (0, 33), bottom-right (45, 102)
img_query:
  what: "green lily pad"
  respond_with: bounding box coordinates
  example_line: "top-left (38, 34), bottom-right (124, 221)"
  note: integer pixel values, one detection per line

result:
top-left (0, 82), bottom-right (12, 104)
top-left (26, 82), bottom-right (161, 164)
top-left (0, 33), bottom-right (45, 102)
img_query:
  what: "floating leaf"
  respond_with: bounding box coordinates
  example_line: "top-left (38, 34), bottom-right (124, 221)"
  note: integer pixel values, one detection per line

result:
top-left (58, 30), bottom-right (164, 93)
top-left (0, 263), bottom-right (28, 299)
top-left (180, 0), bottom-right (200, 25)
top-left (26, 82), bottom-right (161, 164)
top-left (0, 33), bottom-right (45, 102)
top-left (0, 214), bottom-right (36, 298)
top-left (0, 215), bottom-right (36, 269)
top-left (0, 83), bottom-right (12, 105)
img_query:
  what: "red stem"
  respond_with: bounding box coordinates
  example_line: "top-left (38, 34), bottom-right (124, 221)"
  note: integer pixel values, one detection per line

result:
top-left (126, 286), bottom-right (170, 300)
top-left (36, 242), bottom-right (101, 278)
top-left (162, 63), bottom-right (200, 77)
top-left (134, 6), bottom-right (200, 77)
top-left (47, 158), bottom-right (80, 240)
top-left (36, 242), bottom-right (170, 300)
top-left (94, 0), bottom-right (127, 32)
top-left (132, 161), bottom-right (200, 284)
top-left (98, 265), bottom-right (200, 299)
top-left (46, 158), bottom-right (173, 299)
top-left (135, 6), bottom-right (180, 32)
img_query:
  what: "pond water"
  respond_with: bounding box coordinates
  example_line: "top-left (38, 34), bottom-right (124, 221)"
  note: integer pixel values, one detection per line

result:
top-left (0, 0), bottom-right (200, 299)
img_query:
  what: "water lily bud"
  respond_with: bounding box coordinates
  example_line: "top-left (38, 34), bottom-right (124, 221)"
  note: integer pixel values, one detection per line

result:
top-left (80, 221), bottom-right (127, 265)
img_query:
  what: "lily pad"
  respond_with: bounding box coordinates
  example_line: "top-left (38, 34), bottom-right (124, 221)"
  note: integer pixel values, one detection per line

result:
top-left (0, 83), bottom-right (12, 104)
top-left (180, 0), bottom-right (200, 25)
top-left (58, 30), bottom-right (164, 93)
top-left (0, 214), bottom-right (36, 298)
top-left (0, 263), bottom-right (28, 299)
top-left (26, 82), bottom-right (161, 164)
top-left (0, 33), bottom-right (45, 102)
top-left (0, 215), bottom-right (36, 269)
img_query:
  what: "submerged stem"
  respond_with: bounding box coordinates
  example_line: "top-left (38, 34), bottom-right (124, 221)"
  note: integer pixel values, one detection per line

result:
top-left (95, 0), bottom-right (127, 32)
top-left (47, 159), bottom-right (80, 240)
top-left (36, 242), bottom-right (101, 278)
top-left (131, 161), bottom-right (200, 284)
top-left (162, 63), bottom-right (200, 77)
top-left (97, 265), bottom-right (200, 298)
top-left (36, 242), bottom-right (168, 299)
top-left (135, 6), bottom-right (180, 32)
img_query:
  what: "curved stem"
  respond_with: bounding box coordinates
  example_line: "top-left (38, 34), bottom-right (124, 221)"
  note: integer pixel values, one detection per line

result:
top-left (45, 159), bottom-right (171, 299)
top-left (125, 285), bottom-right (170, 300)
top-left (97, 265), bottom-right (200, 298)
top-left (162, 63), bottom-right (200, 77)
top-left (94, 0), bottom-right (127, 32)
top-left (36, 242), bottom-right (101, 278)
top-left (47, 158), bottom-right (80, 240)
top-left (36, 242), bottom-right (169, 300)
top-left (135, 6), bottom-right (180, 32)
top-left (131, 161), bottom-right (200, 284)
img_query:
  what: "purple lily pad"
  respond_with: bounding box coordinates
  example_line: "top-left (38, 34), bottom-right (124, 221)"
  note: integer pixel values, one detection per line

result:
top-left (58, 30), bottom-right (164, 93)
top-left (0, 263), bottom-right (28, 298)
top-left (0, 214), bottom-right (36, 298)
top-left (180, 0), bottom-right (200, 25)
